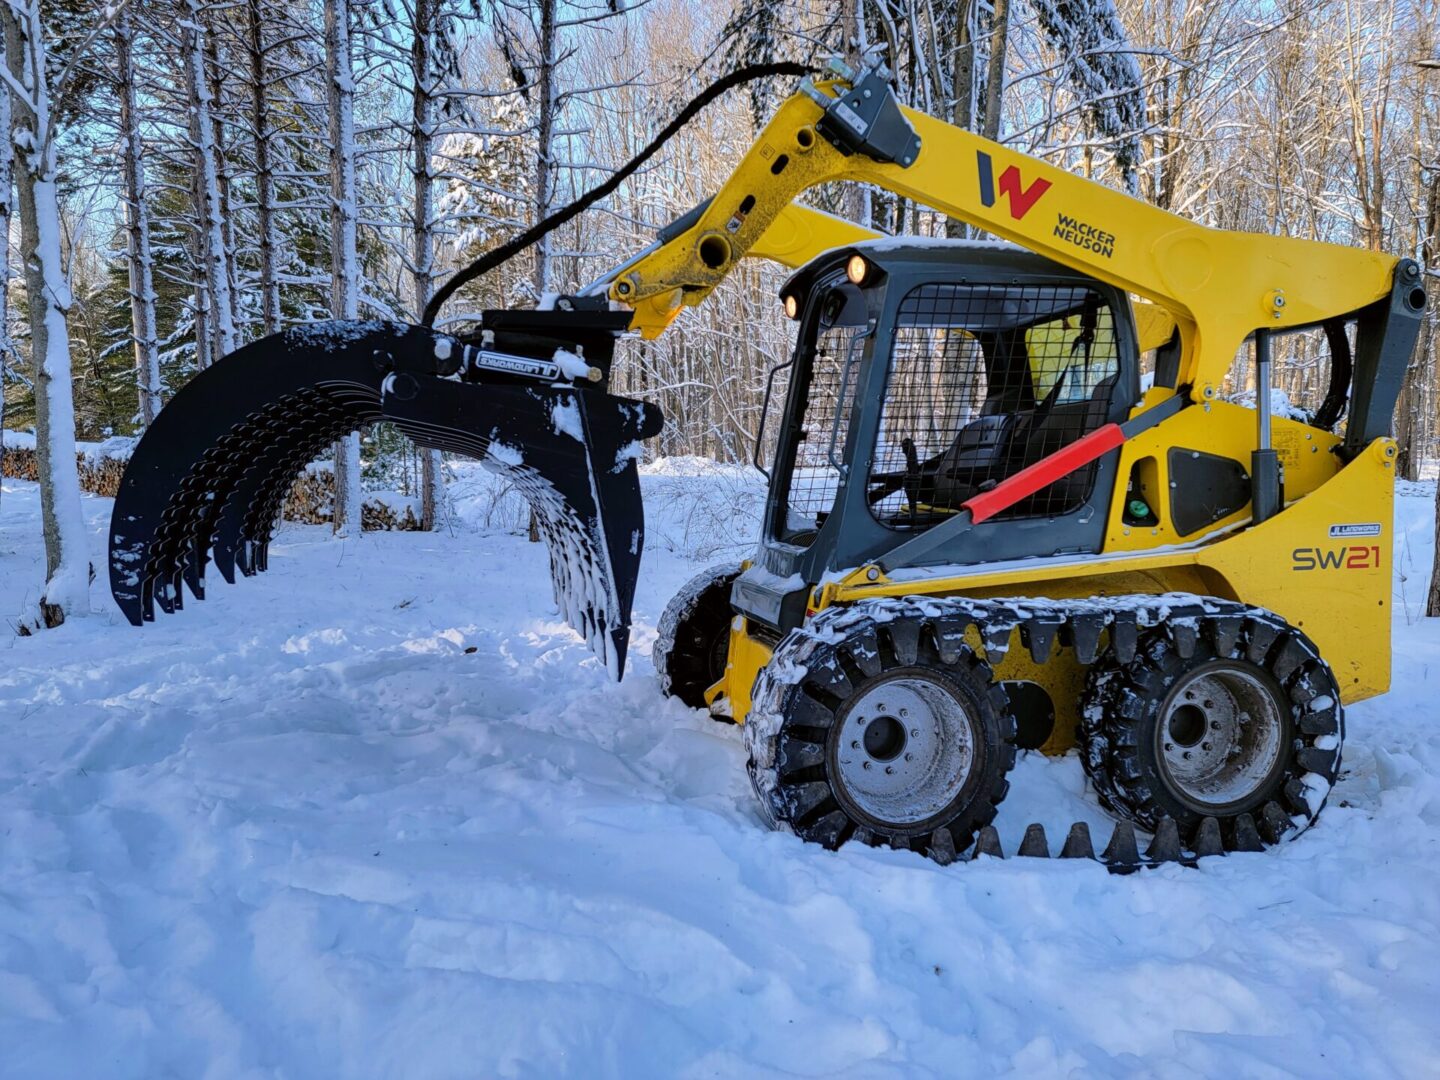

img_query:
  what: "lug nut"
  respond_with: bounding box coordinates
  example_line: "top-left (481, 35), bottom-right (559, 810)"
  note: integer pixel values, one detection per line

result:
top-left (904, 753), bottom-right (913, 761)
top-left (884, 766), bottom-right (895, 775)
top-left (899, 708), bottom-right (908, 718)
top-left (862, 761), bottom-right (872, 770)
top-left (1203, 699), bottom-right (1215, 710)
top-left (1202, 742), bottom-right (1212, 751)
top-left (1183, 751), bottom-right (1193, 760)
top-left (1165, 742), bottom-right (1174, 752)
top-left (851, 740), bottom-right (860, 750)
top-left (910, 728), bottom-right (920, 738)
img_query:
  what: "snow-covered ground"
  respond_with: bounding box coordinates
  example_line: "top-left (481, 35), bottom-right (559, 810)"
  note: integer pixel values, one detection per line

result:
top-left (1, 463), bottom-right (1437, 1078)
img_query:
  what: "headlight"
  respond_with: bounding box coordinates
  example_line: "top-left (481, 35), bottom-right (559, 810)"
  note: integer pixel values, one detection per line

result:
top-left (846, 254), bottom-right (869, 285)
top-left (783, 293), bottom-right (799, 319)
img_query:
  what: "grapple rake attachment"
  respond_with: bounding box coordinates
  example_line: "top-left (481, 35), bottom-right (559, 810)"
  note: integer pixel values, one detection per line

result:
top-left (109, 316), bottom-right (663, 677)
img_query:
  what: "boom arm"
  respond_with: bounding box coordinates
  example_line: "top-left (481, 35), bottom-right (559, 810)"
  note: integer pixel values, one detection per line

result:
top-left (607, 65), bottom-right (1398, 400)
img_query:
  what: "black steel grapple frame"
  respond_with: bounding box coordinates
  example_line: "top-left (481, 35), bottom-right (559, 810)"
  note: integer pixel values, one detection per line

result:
top-left (109, 315), bottom-right (660, 676)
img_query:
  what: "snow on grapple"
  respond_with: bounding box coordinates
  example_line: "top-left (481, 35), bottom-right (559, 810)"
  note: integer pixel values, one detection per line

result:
top-left (111, 60), bottom-right (1425, 873)
top-left (109, 312), bottom-right (661, 676)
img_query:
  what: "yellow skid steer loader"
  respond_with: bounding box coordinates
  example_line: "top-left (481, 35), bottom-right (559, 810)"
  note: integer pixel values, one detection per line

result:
top-left (111, 60), bottom-right (1426, 871)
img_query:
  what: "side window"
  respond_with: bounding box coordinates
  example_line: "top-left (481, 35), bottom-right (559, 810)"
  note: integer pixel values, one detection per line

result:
top-left (868, 282), bottom-right (1122, 532)
top-left (778, 320), bottom-right (865, 543)
top-left (1027, 305), bottom-right (1118, 404)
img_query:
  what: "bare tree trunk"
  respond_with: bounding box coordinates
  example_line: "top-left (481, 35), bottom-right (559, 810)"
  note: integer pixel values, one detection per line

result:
top-left (0, 57), bottom-right (11, 512)
top-left (1423, 165), bottom-right (1440, 617)
top-left (206, 20), bottom-right (241, 340)
top-left (524, 0), bottom-right (559, 544)
top-left (182, 0), bottom-right (237, 360)
top-left (411, 0), bottom-right (445, 530)
top-left (3, 1), bottom-right (90, 625)
top-left (1429, 478), bottom-right (1440, 617)
top-left (946, 0), bottom-right (976, 238)
top-left (840, 0), bottom-right (869, 228)
top-left (980, 0), bottom-right (1009, 142)
top-left (531, 0), bottom-right (556, 299)
top-left (326, 0), bottom-right (363, 536)
top-left (115, 9), bottom-right (162, 426)
top-left (246, 0), bottom-right (280, 335)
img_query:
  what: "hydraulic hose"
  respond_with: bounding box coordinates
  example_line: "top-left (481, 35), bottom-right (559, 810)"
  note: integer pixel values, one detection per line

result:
top-left (421, 61), bottom-right (816, 327)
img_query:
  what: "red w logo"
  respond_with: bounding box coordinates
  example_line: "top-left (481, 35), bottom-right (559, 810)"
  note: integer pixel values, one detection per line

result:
top-left (977, 151), bottom-right (1052, 220)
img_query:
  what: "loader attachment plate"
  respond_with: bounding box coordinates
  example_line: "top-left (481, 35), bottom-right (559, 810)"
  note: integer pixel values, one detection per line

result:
top-left (109, 320), bottom-right (662, 678)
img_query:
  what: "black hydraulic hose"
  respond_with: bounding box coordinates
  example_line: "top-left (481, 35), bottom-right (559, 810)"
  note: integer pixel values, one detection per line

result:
top-left (421, 61), bottom-right (816, 328)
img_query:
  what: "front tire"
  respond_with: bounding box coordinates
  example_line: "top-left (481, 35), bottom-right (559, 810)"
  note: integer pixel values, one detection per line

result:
top-left (1080, 606), bottom-right (1343, 849)
top-left (654, 562), bottom-right (740, 711)
top-left (746, 607), bottom-right (1017, 862)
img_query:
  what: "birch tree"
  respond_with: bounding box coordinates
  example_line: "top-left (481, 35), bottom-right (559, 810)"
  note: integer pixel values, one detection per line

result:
top-left (181, 0), bottom-right (237, 362)
top-left (114, 6), bottom-right (161, 424)
top-left (0, 50), bottom-right (11, 508)
top-left (326, 0), bottom-right (362, 535)
top-left (243, 0), bottom-right (280, 334)
top-left (410, 0), bottom-right (446, 529)
top-left (0, 0), bottom-right (118, 626)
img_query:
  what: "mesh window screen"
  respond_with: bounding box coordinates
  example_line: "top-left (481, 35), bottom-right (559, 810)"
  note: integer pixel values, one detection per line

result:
top-left (868, 283), bottom-right (1121, 531)
top-left (780, 322), bottom-right (866, 540)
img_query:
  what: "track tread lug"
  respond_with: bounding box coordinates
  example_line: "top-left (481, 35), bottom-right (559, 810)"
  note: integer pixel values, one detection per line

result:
top-left (1102, 820), bottom-right (1141, 867)
top-left (1297, 746), bottom-right (1338, 775)
top-left (929, 827), bottom-right (957, 866)
top-left (1192, 816), bottom-right (1225, 857)
top-left (1145, 817), bottom-right (1182, 863)
top-left (1229, 812), bottom-right (1264, 852)
top-left (1021, 616), bottom-right (1063, 665)
top-left (972, 825), bottom-right (1004, 860)
top-left (1018, 823), bottom-right (1050, 858)
top-left (1109, 614), bottom-right (1139, 663)
top-left (1245, 618), bottom-right (1281, 665)
top-left (1258, 800), bottom-right (1291, 844)
top-left (883, 620), bottom-right (920, 667)
top-left (777, 735), bottom-right (826, 775)
top-left (1066, 613), bottom-right (1106, 665)
top-left (1205, 613), bottom-right (1243, 657)
top-left (1059, 821), bottom-right (1095, 859)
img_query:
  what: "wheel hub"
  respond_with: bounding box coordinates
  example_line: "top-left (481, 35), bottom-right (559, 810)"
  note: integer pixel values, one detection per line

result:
top-left (834, 676), bottom-right (976, 827)
top-left (1157, 662), bottom-right (1286, 810)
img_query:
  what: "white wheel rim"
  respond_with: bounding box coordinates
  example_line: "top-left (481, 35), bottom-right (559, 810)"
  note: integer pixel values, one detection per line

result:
top-left (1157, 663), bottom-right (1286, 809)
top-left (834, 676), bottom-right (976, 826)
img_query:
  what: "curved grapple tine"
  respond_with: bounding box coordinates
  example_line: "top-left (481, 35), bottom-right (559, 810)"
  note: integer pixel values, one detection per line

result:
top-left (382, 373), bottom-right (662, 677)
top-left (109, 322), bottom-right (430, 624)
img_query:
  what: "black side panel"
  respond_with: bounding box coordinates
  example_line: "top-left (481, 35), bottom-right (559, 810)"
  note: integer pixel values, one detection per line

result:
top-left (1168, 448), bottom-right (1250, 537)
top-left (1345, 258), bottom-right (1426, 456)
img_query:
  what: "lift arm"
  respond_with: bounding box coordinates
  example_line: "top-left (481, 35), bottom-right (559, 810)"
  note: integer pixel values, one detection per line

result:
top-left (607, 64), bottom-right (1398, 402)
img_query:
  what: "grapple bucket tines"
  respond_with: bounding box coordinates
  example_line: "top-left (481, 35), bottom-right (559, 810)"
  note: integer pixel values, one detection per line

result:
top-left (109, 321), bottom-right (662, 678)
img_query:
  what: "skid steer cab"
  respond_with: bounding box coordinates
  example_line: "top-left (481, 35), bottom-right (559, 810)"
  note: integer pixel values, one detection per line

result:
top-left (113, 57), bottom-right (1425, 872)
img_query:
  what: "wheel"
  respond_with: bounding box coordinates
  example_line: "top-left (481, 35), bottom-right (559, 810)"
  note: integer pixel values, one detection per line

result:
top-left (654, 562), bottom-right (740, 710)
top-left (745, 606), bottom-right (1017, 862)
top-left (1080, 606), bottom-right (1344, 848)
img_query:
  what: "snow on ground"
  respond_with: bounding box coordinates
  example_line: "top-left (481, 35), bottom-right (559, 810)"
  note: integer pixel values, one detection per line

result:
top-left (1, 464), bottom-right (1438, 1078)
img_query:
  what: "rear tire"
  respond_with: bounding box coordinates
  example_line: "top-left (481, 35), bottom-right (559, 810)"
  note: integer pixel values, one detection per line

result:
top-left (1080, 607), bottom-right (1343, 849)
top-left (654, 562), bottom-right (740, 711)
top-left (746, 607), bottom-right (1017, 862)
